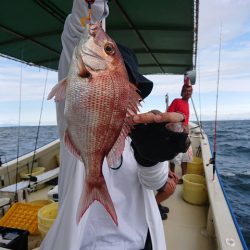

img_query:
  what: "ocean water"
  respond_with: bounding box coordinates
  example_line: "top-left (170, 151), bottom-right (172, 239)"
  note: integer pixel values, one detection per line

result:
top-left (0, 121), bottom-right (249, 247)
top-left (0, 126), bottom-right (59, 163)
top-left (202, 120), bottom-right (250, 248)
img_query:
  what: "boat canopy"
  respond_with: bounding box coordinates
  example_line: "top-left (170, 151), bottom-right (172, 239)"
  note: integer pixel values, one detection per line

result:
top-left (0, 0), bottom-right (198, 75)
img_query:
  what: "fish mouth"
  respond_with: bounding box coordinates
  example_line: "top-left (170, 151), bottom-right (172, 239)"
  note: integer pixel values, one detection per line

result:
top-left (75, 44), bottom-right (105, 78)
top-left (75, 50), bottom-right (91, 78)
top-left (81, 47), bottom-right (106, 72)
top-left (82, 47), bottom-right (104, 62)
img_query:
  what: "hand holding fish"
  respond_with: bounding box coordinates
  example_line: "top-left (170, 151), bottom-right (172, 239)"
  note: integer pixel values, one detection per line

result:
top-left (130, 109), bottom-right (190, 167)
top-left (133, 110), bottom-right (185, 124)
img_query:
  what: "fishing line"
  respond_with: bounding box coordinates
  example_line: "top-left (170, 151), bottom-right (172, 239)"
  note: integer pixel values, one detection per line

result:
top-left (197, 52), bottom-right (202, 126)
top-left (211, 24), bottom-right (222, 181)
top-left (189, 35), bottom-right (203, 139)
top-left (28, 68), bottom-right (49, 188)
top-left (196, 50), bottom-right (203, 156)
top-left (14, 48), bottom-right (24, 202)
top-left (191, 97), bottom-right (204, 140)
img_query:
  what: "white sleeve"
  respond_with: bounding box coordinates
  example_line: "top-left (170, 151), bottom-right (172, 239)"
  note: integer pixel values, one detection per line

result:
top-left (137, 161), bottom-right (169, 191)
top-left (41, 3), bottom-right (110, 250)
top-left (58, 0), bottom-right (109, 80)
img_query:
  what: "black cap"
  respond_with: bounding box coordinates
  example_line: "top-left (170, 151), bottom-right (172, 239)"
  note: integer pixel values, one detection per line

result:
top-left (117, 44), bottom-right (153, 99)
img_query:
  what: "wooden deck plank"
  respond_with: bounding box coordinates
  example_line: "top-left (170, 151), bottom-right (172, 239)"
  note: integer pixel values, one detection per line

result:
top-left (162, 185), bottom-right (217, 250)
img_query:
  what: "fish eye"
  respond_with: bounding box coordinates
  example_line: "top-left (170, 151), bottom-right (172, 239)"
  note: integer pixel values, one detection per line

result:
top-left (104, 43), bottom-right (115, 55)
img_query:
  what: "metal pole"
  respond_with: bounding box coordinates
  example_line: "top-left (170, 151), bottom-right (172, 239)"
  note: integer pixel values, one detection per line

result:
top-left (165, 93), bottom-right (169, 111)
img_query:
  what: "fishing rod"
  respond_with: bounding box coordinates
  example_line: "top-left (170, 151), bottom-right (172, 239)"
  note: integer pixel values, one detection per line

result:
top-left (14, 48), bottom-right (24, 202)
top-left (28, 68), bottom-right (49, 189)
top-left (165, 93), bottom-right (169, 110)
top-left (210, 25), bottom-right (222, 181)
top-left (190, 97), bottom-right (204, 139)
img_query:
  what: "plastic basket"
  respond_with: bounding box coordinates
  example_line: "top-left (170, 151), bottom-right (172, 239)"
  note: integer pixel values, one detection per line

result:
top-left (38, 202), bottom-right (58, 233)
top-left (182, 174), bottom-right (208, 205)
top-left (187, 157), bottom-right (204, 175)
top-left (19, 167), bottom-right (45, 179)
top-left (0, 202), bottom-right (44, 234)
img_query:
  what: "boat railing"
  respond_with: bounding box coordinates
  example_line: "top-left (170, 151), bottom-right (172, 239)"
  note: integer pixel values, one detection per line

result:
top-left (0, 139), bottom-right (60, 187)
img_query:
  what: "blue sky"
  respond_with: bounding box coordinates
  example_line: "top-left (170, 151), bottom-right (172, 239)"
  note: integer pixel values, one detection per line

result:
top-left (0, 0), bottom-right (250, 126)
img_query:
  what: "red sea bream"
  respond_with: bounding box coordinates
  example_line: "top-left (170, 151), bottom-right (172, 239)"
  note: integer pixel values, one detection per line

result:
top-left (48, 24), bottom-right (140, 225)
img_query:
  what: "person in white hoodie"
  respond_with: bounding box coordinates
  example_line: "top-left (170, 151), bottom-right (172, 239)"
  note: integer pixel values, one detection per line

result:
top-left (40, 1), bottom-right (190, 249)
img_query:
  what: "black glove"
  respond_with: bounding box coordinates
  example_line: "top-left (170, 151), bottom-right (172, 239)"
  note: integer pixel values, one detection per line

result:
top-left (130, 122), bottom-right (191, 167)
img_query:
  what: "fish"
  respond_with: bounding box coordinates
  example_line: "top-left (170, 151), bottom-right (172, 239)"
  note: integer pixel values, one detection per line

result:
top-left (47, 23), bottom-right (140, 225)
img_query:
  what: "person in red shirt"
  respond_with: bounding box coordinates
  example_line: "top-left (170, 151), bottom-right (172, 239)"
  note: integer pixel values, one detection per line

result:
top-left (167, 83), bottom-right (193, 183)
top-left (154, 80), bottom-right (193, 220)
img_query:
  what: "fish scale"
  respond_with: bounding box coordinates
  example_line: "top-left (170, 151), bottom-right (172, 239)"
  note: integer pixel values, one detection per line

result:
top-left (48, 23), bottom-right (140, 225)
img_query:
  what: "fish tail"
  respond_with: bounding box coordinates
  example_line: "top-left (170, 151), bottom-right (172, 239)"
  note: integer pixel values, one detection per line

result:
top-left (76, 176), bottom-right (118, 226)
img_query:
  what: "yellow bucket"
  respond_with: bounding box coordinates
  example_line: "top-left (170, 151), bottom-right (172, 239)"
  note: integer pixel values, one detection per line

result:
top-left (187, 157), bottom-right (204, 175)
top-left (28, 199), bottom-right (54, 206)
top-left (19, 167), bottom-right (45, 179)
top-left (182, 174), bottom-right (208, 205)
top-left (38, 202), bottom-right (58, 238)
top-left (38, 224), bottom-right (47, 239)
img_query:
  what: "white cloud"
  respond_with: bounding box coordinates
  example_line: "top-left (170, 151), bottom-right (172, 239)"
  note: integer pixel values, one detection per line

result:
top-left (1, 0), bottom-right (250, 124)
top-left (194, 0), bottom-right (250, 98)
top-left (0, 59), bottom-right (57, 102)
top-left (199, 0), bottom-right (250, 47)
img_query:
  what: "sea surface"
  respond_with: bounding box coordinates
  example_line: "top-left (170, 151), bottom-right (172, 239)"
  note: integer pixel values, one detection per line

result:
top-left (0, 120), bottom-right (249, 248)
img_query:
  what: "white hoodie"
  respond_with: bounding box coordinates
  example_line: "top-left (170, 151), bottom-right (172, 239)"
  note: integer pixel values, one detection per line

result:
top-left (40, 1), bottom-right (167, 249)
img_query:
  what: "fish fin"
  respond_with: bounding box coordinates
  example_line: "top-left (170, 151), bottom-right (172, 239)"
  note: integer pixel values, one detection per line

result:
top-left (76, 176), bottom-right (118, 226)
top-left (64, 130), bottom-right (81, 159)
top-left (127, 82), bottom-right (141, 116)
top-left (106, 125), bottom-right (128, 167)
top-left (47, 78), bottom-right (67, 101)
top-left (106, 83), bottom-right (141, 166)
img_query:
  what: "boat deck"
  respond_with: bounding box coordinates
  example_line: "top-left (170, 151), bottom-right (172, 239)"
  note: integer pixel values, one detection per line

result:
top-left (27, 185), bottom-right (54, 250)
top-left (26, 181), bottom-right (217, 250)
top-left (163, 184), bottom-right (217, 250)
top-left (1, 163), bottom-right (217, 250)
top-left (0, 185), bottom-right (54, 250)
top-left (26, 185), bottom-right (54, 203)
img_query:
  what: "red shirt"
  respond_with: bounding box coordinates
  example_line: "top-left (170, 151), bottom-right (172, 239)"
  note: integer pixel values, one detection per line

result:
top-left (167, 98), bottom-right (189, 126)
